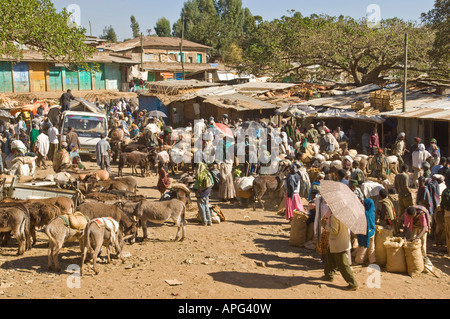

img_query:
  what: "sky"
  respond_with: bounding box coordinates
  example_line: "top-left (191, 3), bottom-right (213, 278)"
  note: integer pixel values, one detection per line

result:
top-left (53, 0), bottom-right (436, 41)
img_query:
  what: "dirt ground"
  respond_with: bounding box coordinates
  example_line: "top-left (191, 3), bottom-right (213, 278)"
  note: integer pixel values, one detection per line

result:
top-left (0, 158), bottom-right (449, 301)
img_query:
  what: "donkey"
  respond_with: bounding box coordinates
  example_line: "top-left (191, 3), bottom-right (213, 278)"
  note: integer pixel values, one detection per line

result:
top-left (118, 199), bottom-right (186, 242)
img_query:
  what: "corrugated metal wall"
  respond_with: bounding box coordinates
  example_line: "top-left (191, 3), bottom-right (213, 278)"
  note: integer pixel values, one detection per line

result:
top-left (13, 62), bottom-right (30, 93)
top-left (105, 64), bottom-right (121, 90)
top-left (29, 62), bottom-right (47, 92)
top-left (0, 61), bottom-right (125, 93)
top-left (78, 67), bottom-right (92, 91)
top-left (0, 62), bottom-right (13, 93)
top-left (49, 66), bottom-right (63, 91)
top-left (64, 68), bottom-right (79, 91)
top-left (93, 63), bottom-right (106, 90)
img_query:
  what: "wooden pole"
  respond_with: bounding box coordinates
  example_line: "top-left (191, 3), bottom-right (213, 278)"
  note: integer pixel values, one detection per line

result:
top-left (180, 15), bottom-right (185, 80)
top-left (140, 33), bottom-right (144, 72)
top-left (403, 33), bottom-right (408, 113)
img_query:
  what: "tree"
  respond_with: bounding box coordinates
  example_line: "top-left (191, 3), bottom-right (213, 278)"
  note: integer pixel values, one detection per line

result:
top-left (173, 0), bottom-right (256, 61)
top-left (100, 25), bottom-right (118, 43)
top-left (130, 15), bottom-right (141, 38)
top-left (422, 0), bottom-right (450, 80)
top-left (240, 14), bottom-right (435, 85)
top-left (0, 0), bottom-right (95, 68)
top-left (154, 18), bottom-right (172, 37)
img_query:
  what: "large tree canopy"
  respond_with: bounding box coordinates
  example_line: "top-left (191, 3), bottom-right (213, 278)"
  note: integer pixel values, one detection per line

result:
top-left (173, 0), bottom-right (256, 63)
top-left (240, 13), bottom-right (436, 85)
top-left (422, 0), bottom-right (450, 80)
top-left (0, 0), bottom-right (95, 68)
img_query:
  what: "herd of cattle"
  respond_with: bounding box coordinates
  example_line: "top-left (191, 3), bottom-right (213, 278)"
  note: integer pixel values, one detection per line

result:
top-left (0, 172), bottom-right (188, 276)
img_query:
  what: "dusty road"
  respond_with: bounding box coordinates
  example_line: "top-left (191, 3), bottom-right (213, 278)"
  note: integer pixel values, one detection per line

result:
top-left (0, 158), bottom-right (449, 302)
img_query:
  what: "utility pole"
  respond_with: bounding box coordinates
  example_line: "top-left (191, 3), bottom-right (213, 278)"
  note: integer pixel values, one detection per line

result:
top-left (180, 15), bottom-right (185, 80)
top-left (140, 32), bottom-right (144, 72)
top-left (403, 33), bottom-right (408, 113)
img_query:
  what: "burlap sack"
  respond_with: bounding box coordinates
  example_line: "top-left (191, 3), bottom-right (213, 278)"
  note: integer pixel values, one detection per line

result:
top-left (68, 212), bottom-right (89, 230)
top-left (384, 237), bottom-right (407, 273)
top-left (404, 239), bottom-right (424, 277)
top-left (375, 226), bottom-right (394, 267)
top-left (289, 210), bottom-right (308, 248)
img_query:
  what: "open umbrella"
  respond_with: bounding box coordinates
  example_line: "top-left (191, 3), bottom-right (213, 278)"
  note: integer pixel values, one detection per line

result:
top-left (148, 110), bottom-right (168, 118)
top-left (214, 123), bottom-right (234, 138)
top-left (319, 180), bottom-right (367, 235)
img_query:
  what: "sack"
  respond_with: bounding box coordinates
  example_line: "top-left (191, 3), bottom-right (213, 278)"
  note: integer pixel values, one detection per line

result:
top-left (325, 143), bottom-right (334, 153)
top-left (404, 239), bottom-right (424, 277)
top-left (289, 210), bottom-right (308, 248)
top-left (211, 205), bottom-right (226, 222)
top-left (375, 226), bottom-right (394, 267)
top-left (384, 237), bottom-right (407, 273)
top-left (68, 212), bottom-right (89, 230)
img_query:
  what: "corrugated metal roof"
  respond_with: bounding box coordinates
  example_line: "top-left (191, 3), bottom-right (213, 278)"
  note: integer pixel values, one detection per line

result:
top-left (382, 96), bottom-right (450, 121)
top-left (0, 51), bottom-right (139, 65)
top-left (104, 36), bottom-right (211, 52)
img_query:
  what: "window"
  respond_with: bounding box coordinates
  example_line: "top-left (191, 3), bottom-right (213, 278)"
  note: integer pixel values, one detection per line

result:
top-left (197, 54), bottom-right (202, 63)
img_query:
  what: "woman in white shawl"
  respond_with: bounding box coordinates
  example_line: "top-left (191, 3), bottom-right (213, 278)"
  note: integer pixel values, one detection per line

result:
top-left (218, 160), bottom-right (236, 202)
top-left (280, 132), bottom-right (290, 155)
top-left (35, 131), bottom-right (49, 168)
top-left (412, 143), bottom-right (431, 187)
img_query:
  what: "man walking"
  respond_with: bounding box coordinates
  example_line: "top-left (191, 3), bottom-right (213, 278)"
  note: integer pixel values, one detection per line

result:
top-left (96, 134), bottom-right (112, 174)
top-left (394, 164), bottom-right (413, 230)
top-left (47, 124), bottom-right (59, 161)
top-left (34, 130), bottom-right (49, 169)
top-left (321, 210), bottom-right (358, 291)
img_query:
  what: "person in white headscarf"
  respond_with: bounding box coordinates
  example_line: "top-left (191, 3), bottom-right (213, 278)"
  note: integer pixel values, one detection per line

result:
top-left (218, 160), bottom-right (236, 202)
top-left (280, 131), bottom-right (290, 155)
top-left (393, 132), bottom-right (407, 167)
top-left (412, 143), bottom-right (432, 188)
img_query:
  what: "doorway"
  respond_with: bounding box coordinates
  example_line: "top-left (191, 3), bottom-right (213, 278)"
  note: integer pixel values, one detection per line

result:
top-left (433, 121), bottom-right (449, 157)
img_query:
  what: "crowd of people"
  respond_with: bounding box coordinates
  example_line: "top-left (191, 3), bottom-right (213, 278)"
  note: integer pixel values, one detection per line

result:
top-left (1, 93), bottom-right (449, 292)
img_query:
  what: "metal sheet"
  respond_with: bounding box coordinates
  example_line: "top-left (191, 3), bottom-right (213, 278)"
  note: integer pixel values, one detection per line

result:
top-left (0, 62), bottom-right (13, 93)
top-left (13, 62), bottom-right (30, 93)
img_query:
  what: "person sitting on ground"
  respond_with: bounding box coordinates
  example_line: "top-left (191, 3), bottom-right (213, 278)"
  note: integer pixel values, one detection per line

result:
top-left (53, 142), bottom-right (72, 173)
top-left (69, 143), bottom-right (85, 170)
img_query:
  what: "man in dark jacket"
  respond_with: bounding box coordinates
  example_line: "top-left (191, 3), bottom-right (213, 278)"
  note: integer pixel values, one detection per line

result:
top-left (60, 89), bottom-right (76, 112)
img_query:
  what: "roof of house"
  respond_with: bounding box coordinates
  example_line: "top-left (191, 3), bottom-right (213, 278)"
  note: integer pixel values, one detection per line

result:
top-left (104, 36), bottom-right (212, 53)
top-left (0, 51), bottom-right (139, 65)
